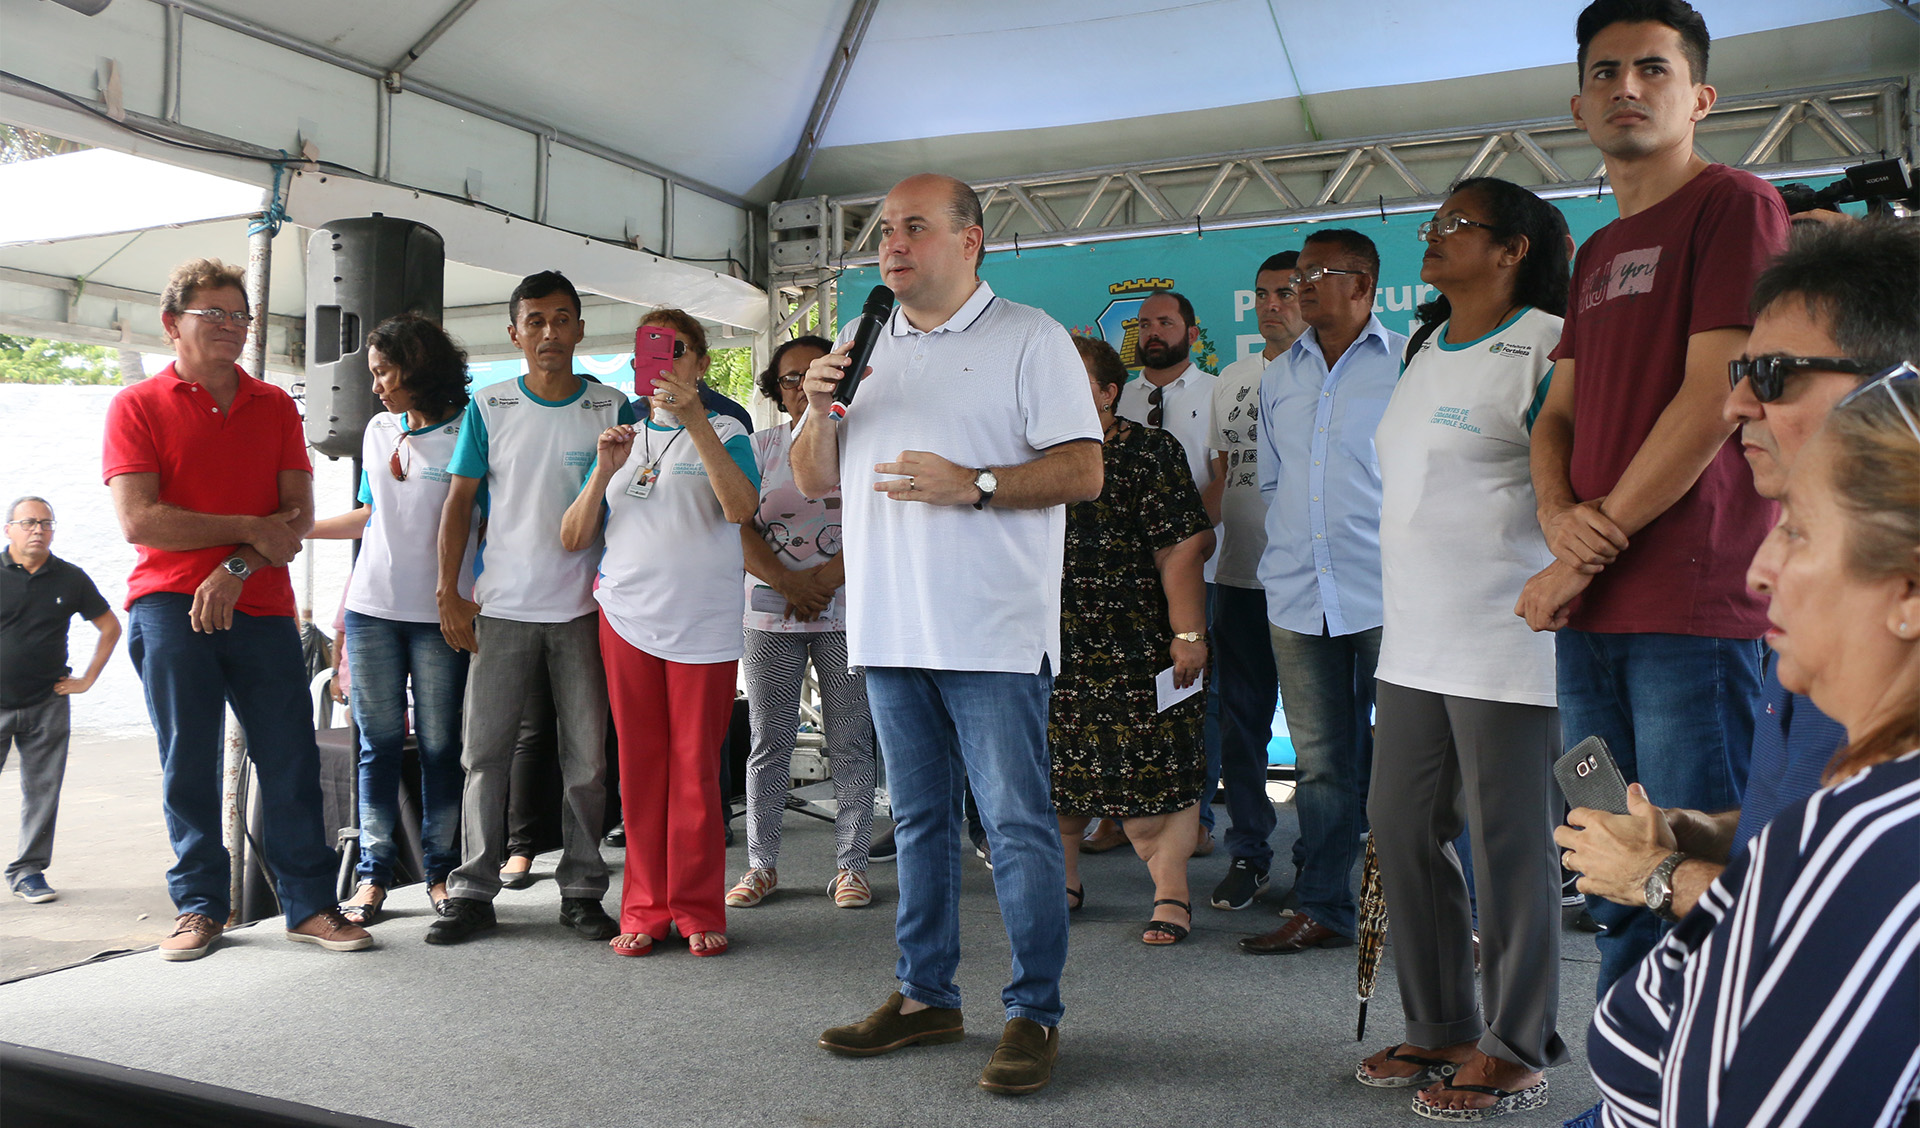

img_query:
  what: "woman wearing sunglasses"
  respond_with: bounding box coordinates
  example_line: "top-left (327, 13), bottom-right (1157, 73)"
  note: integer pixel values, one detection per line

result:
top-left (1359, 178), bottom-right (1574, 1119)
top-left (727, 335), bottom-right (883, 911)
top-left (561, 308), bottom-right (759, 957)
top-left (310, 314), bottom-right (478, 924)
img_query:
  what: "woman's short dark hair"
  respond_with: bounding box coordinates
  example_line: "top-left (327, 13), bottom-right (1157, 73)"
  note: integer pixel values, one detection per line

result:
top-left (365, 314), bottom-right (470, 420)
top-left (1073, 335), bottom-right (1127, 397)
top-left (1410, 177), bottom-right (1572, 358)
top-left (641, 308), bottom-right (709, 358)
top-left (757, 335), bottom-right (833, 409)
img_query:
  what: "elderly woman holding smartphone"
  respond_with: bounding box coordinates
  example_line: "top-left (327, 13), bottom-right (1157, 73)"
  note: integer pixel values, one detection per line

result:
top-left (1576, 373), bottom-right (1920, 1128)
top-left (560, 308), bottom-right (758, 957)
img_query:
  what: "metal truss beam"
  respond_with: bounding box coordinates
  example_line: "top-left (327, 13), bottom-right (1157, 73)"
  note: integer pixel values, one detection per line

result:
top-left (770, 78), bottom-right (1909, 279)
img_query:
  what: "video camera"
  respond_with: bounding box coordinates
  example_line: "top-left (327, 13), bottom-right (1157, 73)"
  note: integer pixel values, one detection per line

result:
top-left (1778, 156), bottom-right (1920, 219)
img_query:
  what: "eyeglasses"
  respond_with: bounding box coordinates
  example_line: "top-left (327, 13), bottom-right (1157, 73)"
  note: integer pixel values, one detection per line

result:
top-left (1287, 265), bottom-right (1366, 288)
top-left (389, 432), bottom-right (413, 482)
top-left (1146, 384), bottom-right (1165, 428)
top-left (6, 518), bottom-right (53, 531)
top-left (1728, 354), bottom-right (1873, 403)
top-left (180, 308), bottom-right (254, 326)
top-left (1416, 215), bottom-right (1497, 241)
top-left (1836, 361), bottom-right (1920, 442)
top-left (777, 372), bottom-right (804, 387)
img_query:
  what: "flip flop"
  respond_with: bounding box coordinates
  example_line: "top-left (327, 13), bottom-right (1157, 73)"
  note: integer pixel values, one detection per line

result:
top-left (609, 933), bottom-right (655, 957)
top-left (1411, 1078), bottom-right (1549, 1121)
top-left (688, 932), bottom-right (729, 957)
top-left (1067, 885), bottom-right (1085, 912)
top-left (1356, 1044), bottom-right (1464, 1089)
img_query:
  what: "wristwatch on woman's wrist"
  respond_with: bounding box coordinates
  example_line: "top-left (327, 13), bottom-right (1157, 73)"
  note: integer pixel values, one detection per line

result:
top-left (1173, 631), bottom-right (1205, 644)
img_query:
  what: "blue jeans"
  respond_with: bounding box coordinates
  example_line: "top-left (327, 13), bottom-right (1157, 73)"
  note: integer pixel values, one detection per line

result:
top-left (1555, 629), bottom-right (1763, 996)
top-left (127, 594), bottom-right (338, 926)
top-left (1268, 623), bottom-right (1381, 938)
top-left (1215, 584), bottom-right (1278, 867)
top-left (344, 610), bottom-right (468, 887)
top-left (864, 663), bottom-right (1067, 1027)
top-left (1199, 584), bottom-right (1223, 832)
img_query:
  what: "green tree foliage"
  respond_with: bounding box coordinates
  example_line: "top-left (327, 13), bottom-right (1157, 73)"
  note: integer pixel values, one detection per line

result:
top-left (707, 346), bottom-right (756, 404)
top-left (0, 335), bottom-right (124, 385)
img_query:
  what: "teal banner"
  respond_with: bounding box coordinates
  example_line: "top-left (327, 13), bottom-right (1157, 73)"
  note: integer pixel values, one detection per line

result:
top-left (842, 192), bottom-right (1650, 373)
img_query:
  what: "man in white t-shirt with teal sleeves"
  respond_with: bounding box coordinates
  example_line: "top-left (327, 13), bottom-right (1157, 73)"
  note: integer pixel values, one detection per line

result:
top-left (1204, 250), bottom-right (1302, 911)
top-left (427, 271), bottom-right (635, 946)
top-left (793, 174), bottom-right (1102, 1096)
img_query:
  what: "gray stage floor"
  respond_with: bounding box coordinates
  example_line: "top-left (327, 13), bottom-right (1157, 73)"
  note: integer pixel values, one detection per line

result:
top-left (0, 800), bottom-right (1601, 1127)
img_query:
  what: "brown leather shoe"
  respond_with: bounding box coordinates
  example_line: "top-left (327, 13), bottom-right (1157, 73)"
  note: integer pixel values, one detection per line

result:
top-left (1081, 819), bottom-right (1129, 854)
top-left (979, 1017), bottom-right (1059, 1095)
top-left (286, 907), bottom-right (374, 952)
top-left (1192, 829), bottom-right (1217, 858)
top-left (1239, 910), bottom-right (1353, 954)
top-left (819, 992), bottom-right (964, 1057)
top-left (159, 912), bottom-right (223, 962)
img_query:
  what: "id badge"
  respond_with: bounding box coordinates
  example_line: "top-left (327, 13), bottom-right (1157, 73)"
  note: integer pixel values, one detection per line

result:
top-left (626, 463), bottom-right (658, 499)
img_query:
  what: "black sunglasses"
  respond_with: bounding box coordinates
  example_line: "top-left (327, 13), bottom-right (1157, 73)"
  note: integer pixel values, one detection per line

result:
top-left (1728, 354), bottom-right (1872, 403)
top-left (1146, 384), bottom-right (1164, 428)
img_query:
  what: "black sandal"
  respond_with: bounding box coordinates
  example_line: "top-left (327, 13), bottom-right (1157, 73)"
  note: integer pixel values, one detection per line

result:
top-left (1355, 1044), bottom-right (1463, 1089)
top-left (338, 884), bottom-right (385, 927)
top-left (1142, 898), bottom-right (1190, 945)
top-left (1067, 885), bottom-right (1085, 912)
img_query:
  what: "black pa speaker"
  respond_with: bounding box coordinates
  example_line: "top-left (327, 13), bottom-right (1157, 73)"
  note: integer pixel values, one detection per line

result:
top-left (304, 215), bottom-right (444, 457)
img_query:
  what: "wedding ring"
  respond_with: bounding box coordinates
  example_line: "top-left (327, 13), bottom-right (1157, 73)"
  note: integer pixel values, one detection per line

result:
top-left (665, 392), bottom-right (677, 404)
top-left (907, 476), bottom-right (916, 491)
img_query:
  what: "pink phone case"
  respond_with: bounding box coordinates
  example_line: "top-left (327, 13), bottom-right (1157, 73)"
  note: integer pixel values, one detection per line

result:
top-left (634, 325), bottom-right (676, 394)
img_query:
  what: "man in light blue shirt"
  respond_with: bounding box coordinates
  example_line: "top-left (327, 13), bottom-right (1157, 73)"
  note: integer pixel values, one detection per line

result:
top-left (1242, 229), bottom-right (1405, 954)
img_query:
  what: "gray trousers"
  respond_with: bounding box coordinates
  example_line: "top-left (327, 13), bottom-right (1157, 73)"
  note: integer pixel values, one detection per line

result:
top-left (1369, 680), bottom-right (1570, 1071)
top-left (447, 613), bottom-right (609, 901)
top-left (0, 695), bottom-right (69, 888)
top-left (740, 629), bottom-right (877, 872)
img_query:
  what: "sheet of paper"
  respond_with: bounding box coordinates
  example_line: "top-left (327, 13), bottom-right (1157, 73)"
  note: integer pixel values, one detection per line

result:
top-left (1155, 666), bottom-right (1204, 712)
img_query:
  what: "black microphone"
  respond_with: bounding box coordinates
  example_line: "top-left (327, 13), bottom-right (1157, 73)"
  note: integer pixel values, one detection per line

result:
top-left (830, 284), bottom-right (895, 418)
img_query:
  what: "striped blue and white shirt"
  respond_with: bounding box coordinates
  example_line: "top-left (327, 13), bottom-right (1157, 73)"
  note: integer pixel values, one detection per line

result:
top-left (1589, 748), bottom-right (1920, 1128)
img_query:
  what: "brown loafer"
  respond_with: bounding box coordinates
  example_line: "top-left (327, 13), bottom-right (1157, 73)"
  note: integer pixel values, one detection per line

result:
top-left (979, 1017), bottom-right (1060, 1095)
top-left (819, 991), bottom-right (964, 1057)
top-left (1239, 910), bottom-right (1353, 954)
top-left (159, 912), bottom-right (223, 962)
top-left (287, 907), bottom-right (374, 952)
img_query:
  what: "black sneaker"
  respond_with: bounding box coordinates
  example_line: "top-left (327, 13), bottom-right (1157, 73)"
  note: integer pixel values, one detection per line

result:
top-left (423, 897), bottom-right (496, 945)
top-left (867, 824), bottom-right (897, 863)
top-left (559, 896), bottom-right (618, 940)
top-left (1211, 857), bottom-right (1270, 910)
top-left (603, 823), bottom-right (626, 848)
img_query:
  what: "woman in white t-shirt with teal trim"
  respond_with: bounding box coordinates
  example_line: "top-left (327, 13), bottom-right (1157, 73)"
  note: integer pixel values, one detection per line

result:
top-left (1359, 178), bottom-right (1574, 1119)
top-left (560, 309), bottom-right (759, 958)
top-left (309, 315), bottom-right (479, 925)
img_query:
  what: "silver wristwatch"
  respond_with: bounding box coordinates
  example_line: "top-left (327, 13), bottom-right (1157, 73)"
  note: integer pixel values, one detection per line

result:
top-left (972, 468), bottom-right (998, 509)
top-left (1643, 850), bottom-right (1687, 923)
top-left (222, 554), bottom-right (255, 580)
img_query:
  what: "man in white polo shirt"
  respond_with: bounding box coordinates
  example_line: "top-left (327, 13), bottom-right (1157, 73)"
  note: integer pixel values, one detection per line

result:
top-left (796, 173), bottom-right (1102, 1096)
top-left (428, 270), bottom-right (633, 945)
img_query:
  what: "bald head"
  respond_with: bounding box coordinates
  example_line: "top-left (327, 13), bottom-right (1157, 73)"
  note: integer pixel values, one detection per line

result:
top-left (890, 173), bottom-right (984, 268)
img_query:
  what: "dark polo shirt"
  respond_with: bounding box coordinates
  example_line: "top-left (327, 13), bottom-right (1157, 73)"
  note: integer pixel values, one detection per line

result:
top-left (0, 549), bottom-right (110, 708)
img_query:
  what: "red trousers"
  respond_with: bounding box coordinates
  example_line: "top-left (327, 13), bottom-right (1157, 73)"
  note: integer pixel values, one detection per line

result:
top-left (600, 614), bottom-right (737, 938)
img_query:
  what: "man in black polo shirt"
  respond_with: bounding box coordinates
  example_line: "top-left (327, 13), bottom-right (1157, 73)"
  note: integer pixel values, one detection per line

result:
top-left (0, 496), bottom-right (120, 903)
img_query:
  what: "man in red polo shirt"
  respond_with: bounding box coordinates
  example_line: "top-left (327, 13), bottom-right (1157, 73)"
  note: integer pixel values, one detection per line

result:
top-left (103, 258), bottom-right (371, 961)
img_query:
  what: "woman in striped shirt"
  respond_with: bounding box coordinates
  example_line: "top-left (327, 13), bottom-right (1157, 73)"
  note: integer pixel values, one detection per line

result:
top-left (1582, 372), bottom-right (1920, 1128)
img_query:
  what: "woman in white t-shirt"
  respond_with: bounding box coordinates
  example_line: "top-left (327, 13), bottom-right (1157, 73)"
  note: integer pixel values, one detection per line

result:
top-left (559, 309), bottom-right (759, 958)
top-left (308, 315), bottom-right (478, 925)
top-left (1359, 178), bottom-right (1574, 1119)
top-left (725, 336), bottom-right (880, 912)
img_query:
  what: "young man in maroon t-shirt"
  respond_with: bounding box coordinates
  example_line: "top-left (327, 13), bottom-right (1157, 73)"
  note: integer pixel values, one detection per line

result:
top-left (104, 259), bottom-right (372, 961)
top-left (1517, 0), bottom-right (1788, 1004)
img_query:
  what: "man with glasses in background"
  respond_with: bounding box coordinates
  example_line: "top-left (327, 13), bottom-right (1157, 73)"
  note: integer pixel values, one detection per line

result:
top-left (0, 497), bottom-right (119, 904)
top-left (1242, 229), bottom-right (1404, 954)
top-left (105, 258), bottom-right (370, 959)
top-left (1559, 218), bottom-right (1919, 927)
